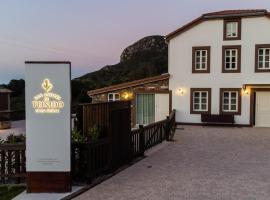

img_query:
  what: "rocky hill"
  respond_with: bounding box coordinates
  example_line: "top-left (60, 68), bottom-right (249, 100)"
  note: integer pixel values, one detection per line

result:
top-left (73, 35), bottom-right (168, 103)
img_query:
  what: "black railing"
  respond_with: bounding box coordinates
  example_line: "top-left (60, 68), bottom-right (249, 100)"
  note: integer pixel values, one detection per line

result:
top-left (0, 143), bottom-right (26, 184)
top-left (71, 138), bottom-right (110, 183)
top-left (131, 109), bottom-right (176, 157)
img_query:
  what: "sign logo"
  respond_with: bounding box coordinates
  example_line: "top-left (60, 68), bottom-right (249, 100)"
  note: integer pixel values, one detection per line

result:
top-left (32, 79), bottom-right (64, 113)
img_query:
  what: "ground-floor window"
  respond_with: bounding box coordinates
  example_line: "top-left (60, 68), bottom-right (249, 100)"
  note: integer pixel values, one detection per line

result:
top-left (136, 94), bottom-right (155, 125)
top-left (220, 88), bottom-right (241, 115)
top-left (190, 88), bottom-right (211, 114)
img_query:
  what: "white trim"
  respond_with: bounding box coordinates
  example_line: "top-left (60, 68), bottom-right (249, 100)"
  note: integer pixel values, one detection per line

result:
top-left (225, 49), bottom-right (238, 70)
top-left (195, 50), bottom-right (208, 70)
top-left (226, 22), bottom-right (238, 38)
top-left (258, 48), bottom-right (270, 69)
top-left (222, 91), bottom-right (238, 112)
top-left (193, 91), bottom-right (208, 111)
top-left (108, 93), bottom-right (120, 102)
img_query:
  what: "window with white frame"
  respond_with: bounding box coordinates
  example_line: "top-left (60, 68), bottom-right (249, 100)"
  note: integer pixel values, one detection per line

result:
top-left (222, 91), bottom-right (238, 112)
top-left (226, 22), bottom-right (238, 38)
top-left (224, 19), bottom-right (241, 40)
top-left (195, 50), bottom-right (207, 70)
top-left (222, 46), bottom-right (241, 73)
top-left (108, 93), bottom-right (120, 102)
top-left (192, 46), bottom-right (210, 73)
top-left (225, 49), bottom-right (238, 70)
top-left (193, 91), bottom-right (208, 111)
top-left (258, 48), bottom-right (270, 69)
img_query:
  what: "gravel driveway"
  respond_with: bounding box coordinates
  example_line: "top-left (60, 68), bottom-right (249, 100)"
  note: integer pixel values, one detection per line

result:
top-left (74, 126), bottom-right (270, 200)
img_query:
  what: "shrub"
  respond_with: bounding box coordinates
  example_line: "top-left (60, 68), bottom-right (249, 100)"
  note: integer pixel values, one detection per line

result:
top-left (72, 127), bottom-right (85, 143)
top-left (87, 125), bottom-right (101, 142)
top-left (5, 134), bottom-right (25, 144)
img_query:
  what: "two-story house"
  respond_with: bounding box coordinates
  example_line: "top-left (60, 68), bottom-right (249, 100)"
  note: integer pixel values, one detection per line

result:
top-left (166, 9), bottom-right (270, 127)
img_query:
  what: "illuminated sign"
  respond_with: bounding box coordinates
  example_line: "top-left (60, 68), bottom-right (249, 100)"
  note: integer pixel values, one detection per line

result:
top-left (32, 79), bottom-right (64, 113)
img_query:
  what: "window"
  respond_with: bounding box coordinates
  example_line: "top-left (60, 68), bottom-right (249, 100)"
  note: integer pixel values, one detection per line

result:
top-left (255, 44), bottom-right (270, 72)
top-left (222, 46), bottom-right (241, 73)
top-left (224, 19), bottom-right (241, 40)
top-left (136, 94), bottom-right (155, 125)
top-left (190, 88), bottom-right (211, 114)
top-left (108, 93), bottom-right (120, 102)
top-left (192, 46), bottom-right (210, 73)
top-left (220, 88), bottom-right (241, 115)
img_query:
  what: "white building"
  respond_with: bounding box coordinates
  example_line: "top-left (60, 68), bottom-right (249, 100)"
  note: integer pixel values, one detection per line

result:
top-left (166, 10), bottom-right (270, 127)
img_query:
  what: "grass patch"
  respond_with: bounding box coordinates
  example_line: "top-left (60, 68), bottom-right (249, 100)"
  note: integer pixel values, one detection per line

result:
top-left (0, 184), bottom-right (25, 200)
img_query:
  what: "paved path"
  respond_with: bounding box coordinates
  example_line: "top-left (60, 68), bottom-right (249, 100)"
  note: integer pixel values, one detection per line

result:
top-left (75, 126), bottom-right (270, 200)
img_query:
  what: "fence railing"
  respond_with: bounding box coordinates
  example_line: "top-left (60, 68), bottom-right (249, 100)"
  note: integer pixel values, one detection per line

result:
top-left (0, 143), bottom-right (26, 184)
top-left (131, 109), bottom-right (176, 157)
top-left (0, 110), bottom-right (176, 184)
top-left (71, 138), bottom-right (110, 183)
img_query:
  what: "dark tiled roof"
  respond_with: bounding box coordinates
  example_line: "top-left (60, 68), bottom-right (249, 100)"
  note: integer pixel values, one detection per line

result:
top-left (88, 74), bottom-right (169, 96)
top-left (204, 9), bottom-right (268, 17)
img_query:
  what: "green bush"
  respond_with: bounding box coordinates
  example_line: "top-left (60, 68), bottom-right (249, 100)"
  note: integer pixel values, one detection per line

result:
top-left (5, 134), bottom-right (25, 144)
top-left (72, 127), bottom-right (85, 143)
top-left (87, 125), bottom-right (101, 142)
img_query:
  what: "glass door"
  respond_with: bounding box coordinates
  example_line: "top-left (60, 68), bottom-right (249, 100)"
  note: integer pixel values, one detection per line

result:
top-left (136, 94), bottom-right (155, 125)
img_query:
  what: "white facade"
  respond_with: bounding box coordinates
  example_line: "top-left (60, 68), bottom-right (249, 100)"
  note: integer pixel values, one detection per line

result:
top-left (169, 16), bottom-right (270, 126)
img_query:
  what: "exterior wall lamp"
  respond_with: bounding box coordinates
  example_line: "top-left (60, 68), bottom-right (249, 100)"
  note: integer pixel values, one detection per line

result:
top-left (242, 88), bottom-right (249, 95)
top-left (177, 88), bottom-right (184, 95)
top-left (122, 92), bottom-right (133, 100)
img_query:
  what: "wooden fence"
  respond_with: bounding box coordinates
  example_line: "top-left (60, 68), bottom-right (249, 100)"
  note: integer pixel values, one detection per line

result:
top-left (71, 138), bottom-right (110, 183)
top-left (131, 109), bottom-right (176, 157)
top-left (0, 143), bottom-right (26, 184)
top-left (0, 109), bottom-right (176, 184)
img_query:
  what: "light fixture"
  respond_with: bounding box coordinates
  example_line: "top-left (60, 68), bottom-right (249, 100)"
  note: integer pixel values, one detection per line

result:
top-left (242, 88), bottom-right (249, 95)
top-left (177, 88), bottom-right (184, 95)
top-left (122, 92), bottom-right (133, 100)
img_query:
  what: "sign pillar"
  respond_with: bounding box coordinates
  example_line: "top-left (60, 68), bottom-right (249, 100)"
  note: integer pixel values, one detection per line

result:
top-left (25, 61), bottom-right (71, 193)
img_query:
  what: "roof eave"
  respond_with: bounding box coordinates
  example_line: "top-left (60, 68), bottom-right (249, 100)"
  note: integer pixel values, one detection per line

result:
top-left (204, 12), bottom-right (267, 19)
top-left (88, 74), bottom-right (170, 96)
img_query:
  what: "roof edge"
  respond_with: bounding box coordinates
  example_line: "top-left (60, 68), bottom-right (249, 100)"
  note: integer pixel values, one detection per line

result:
top-left (88, 74), bottom-right (170, 96)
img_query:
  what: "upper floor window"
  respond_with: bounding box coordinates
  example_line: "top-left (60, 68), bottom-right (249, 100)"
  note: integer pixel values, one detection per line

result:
top-left (222, 45), bottom-right (241, 73)
top-left (255, 44), bottom-right (270, 72)
top-left (192, 46), bottom-right (210, 73)
top-left (220, 88), bottom-right (241, 115)
top-left (190, 88), bottom-right (211, 114)
top-left (224, 19), bottom-right (241, 40)
top-left (108, 93), bottom-right (120, 102)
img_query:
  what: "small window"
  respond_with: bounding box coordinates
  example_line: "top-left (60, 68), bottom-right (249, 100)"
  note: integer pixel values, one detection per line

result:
top-left (224, 19), bottom-right (241, 40)
top-left (226, 22), bottom-right (238, 37)
top-left (190, 88), bottom-right (211, 114)
top-left (255, 44), bottom-right (270, 72)
top-left (220, 88), bottom-right (241, 115)
top-left (108, 93), bottom-right (120, 102)
top-left (192, 46), bottom-right (210, 73)
top-left (222, 46), bottom-right (241, 73)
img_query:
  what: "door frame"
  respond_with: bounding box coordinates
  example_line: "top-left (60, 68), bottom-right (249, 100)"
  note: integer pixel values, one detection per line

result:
top-left (250, 88), bottom-right (270, 126)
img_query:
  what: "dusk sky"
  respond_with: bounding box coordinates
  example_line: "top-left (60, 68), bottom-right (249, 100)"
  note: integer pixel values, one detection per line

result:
top-left (0, 0), bottom-right (269, 84)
